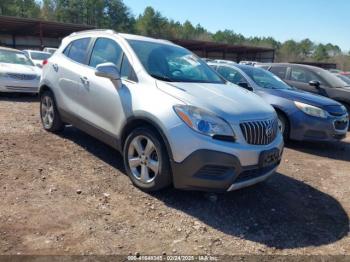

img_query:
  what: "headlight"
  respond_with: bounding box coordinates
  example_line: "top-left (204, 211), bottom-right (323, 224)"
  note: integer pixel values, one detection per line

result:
top-left (294, 101), bottom-right (327, 118)
top-left (174, 105), bottom-right (235, 139)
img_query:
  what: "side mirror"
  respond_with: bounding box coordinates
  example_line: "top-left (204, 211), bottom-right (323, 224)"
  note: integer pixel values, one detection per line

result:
top-left (36, 63), bottom-right (42, 68)
top-left (309, 80), bottom-right (321, 88)
top-left (238, 82), bottom-right (253, 91)
top-left (95, 62), bottom-right (121, 87)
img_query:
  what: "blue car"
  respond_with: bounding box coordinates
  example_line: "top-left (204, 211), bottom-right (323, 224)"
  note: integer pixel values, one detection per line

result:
top-left (210, 63), bottom-right (349, 141)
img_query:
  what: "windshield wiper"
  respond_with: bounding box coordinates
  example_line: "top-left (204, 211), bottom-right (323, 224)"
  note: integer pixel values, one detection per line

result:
top-left (150, 74), bottom-right (174, 82)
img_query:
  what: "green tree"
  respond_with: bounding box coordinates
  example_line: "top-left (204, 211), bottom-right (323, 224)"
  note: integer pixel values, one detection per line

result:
top-left (41, 0), bottom-right (56, 20)
top-left (299, 38), bottom-right (313, 57)
top-left (135, 6), bottom-right (171, 38)
top-left (104, 0), bottom-right (135, 32)
top-left (313, 44), bottom-right (330, 61)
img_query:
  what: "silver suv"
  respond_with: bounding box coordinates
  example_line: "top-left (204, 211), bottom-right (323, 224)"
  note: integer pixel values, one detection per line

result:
top-left (39, 30), bottom-right (284, 192)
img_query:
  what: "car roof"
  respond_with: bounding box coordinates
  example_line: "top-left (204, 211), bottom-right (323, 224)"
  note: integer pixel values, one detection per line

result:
top-left (23, 49), bottom-right (51, 54)
top-left (68, 29), bottom-right (178, 47)
top-left (263, 62), bottom-right (325, 71)
top-left (0, 46), bottom-right (22, 52)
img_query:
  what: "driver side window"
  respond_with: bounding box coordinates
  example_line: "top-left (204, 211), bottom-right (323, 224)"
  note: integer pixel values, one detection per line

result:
top-left (217, 66), bottom-right (246, 84)
top-left (291, 67), bottom-right (323, 84)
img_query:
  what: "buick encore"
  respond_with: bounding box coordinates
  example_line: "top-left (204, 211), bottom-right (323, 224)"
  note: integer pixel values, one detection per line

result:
top-left (39, 30), bottom-right (284, 192)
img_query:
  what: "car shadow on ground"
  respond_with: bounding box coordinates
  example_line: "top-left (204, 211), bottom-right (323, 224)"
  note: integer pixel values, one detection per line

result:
top-left (151, 175), bottom-right (349, 249)
top-left (59, 126), bottom-right (349, 250)
top-left (286, 138), bottom-right (350, 161)
top-left (0, 93), bottom-right (39, 102)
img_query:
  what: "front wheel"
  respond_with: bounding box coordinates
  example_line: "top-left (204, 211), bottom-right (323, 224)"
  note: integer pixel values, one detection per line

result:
top-left (123, 127), bottom-right (172, 192)
top-left (277, 112), bottom-right (289, 140)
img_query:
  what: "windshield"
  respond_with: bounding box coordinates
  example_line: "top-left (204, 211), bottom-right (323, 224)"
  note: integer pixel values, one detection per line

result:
top-left (240, 66), bottom-right (292, 89)
top-left (30, 51), bottom-right (51, 61)
top-left (128, 40), bottom-right (224, 84)
top-left (336, 74), bottom-right (350, 85)
top-left (0, 49), bottom-right (34, 66)
top-left (315, 68), bottom-right (350, 87)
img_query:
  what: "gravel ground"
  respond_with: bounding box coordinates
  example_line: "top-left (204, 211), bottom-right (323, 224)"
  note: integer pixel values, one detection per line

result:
top-left (0, 94), bottom-right (349, 256)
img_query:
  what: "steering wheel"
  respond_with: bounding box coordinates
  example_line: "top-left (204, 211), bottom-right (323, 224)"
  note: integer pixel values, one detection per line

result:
top-left (171, 69), bottom-right (184, 78)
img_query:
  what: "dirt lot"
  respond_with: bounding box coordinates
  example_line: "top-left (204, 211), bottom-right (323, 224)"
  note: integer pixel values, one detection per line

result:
top-left (0, 94), bottom-right (349, 256)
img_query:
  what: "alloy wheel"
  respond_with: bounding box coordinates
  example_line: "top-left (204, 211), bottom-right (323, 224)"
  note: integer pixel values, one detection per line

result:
top-left (41, 96), bottom-right (54, 129)
top-left (127, 135), bottom-right (160, 183)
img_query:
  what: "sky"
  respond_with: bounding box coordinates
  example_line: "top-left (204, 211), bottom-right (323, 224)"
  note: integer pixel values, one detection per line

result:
top-left (123, 0), bottom-right (350, 51)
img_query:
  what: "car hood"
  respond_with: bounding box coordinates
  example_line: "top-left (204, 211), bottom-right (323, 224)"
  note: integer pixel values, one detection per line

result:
top-left (157, 81), bottom-right (276, 123)
top-left (0, 63), bottom-right (41, 75)
top-left (261, 88), bottom-right (346, 115)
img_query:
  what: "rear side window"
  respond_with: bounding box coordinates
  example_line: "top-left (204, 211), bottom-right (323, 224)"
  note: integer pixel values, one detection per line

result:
top-left (120, 54), bottom-right (137, 82)
top-left (64, 38), bottom-right (91, 64)
top-left (270, 66), bottom-right (287, 79)
top-left (89, 38), bottom-right (123, 69)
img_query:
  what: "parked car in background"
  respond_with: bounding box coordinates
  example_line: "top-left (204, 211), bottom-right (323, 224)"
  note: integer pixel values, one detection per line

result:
top-left (335, 73), bottom-right (350, 85)
top-left (0, 46), bottom-right (41, 93)
top-left (257, 63), bottom-right (350, 115)
top-left (201, 58), bottom-right (213, 63)
top-left (22, 50), bottom-right (52, 68)
top-left (213, 59), bottom-right (236, 65)
top-left (239, 61), bottom-right (259, 66)
top-left (39, 30), bottom-right (283, 192)
top-left (210, 63), bottom-right (349, 141)
top-left (43, 47), bottom-right (57, 54)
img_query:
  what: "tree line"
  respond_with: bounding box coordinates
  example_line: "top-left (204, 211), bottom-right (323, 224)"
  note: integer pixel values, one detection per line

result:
top-left (0, 0), bottom-right (349, 68)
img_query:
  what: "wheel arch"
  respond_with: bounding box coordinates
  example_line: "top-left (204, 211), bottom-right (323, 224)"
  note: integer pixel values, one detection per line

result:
top-left (273, 106), bottom-right (291, 139)
top-left (120, 116), bottom-right (174, 161)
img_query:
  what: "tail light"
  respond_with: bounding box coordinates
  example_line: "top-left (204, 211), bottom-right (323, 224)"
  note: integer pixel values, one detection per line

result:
top-left (42, 59), bottom-right (48, 66)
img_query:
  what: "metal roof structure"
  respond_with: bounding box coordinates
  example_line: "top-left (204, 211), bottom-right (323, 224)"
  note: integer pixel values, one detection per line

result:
top-left (172, 39), bottom-right (275, 62)
top-left (0, 15), bottom-right (95, 49)
top-left (0, 15), bottom-right (275, 62)
top-left (0, 15), bottom-right (95, 38)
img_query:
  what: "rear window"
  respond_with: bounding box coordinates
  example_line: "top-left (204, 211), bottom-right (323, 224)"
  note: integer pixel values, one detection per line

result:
top-left (30, 51), bottom-right (51, 60)
top-left (64, 38), bottom-right (91, 64)
top-left (0, 49), bottom-right (34, 66)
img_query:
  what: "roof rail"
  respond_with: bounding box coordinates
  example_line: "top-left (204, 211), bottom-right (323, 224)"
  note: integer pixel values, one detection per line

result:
top-left (69, 29), bottom-right (117, 37)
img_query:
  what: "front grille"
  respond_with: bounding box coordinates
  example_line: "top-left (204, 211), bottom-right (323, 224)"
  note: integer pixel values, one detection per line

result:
top-left (240, 118), bottom-right (278, 145)
top-left (7, 73), bottom-right (37, 81)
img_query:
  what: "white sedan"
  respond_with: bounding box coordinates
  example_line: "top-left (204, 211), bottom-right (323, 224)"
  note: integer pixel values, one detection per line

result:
top-left (0, 47), bottom-right (41, 93)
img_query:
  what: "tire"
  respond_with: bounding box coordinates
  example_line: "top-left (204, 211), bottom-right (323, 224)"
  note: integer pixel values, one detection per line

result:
top-left (40, 90), bottom-right (65, 133)
top-left (277, 112), bottom-right (290, 140)
top-left (342, 103), bottom-right (350, 130)
top-left (123, 127), bottom-right (172, 192)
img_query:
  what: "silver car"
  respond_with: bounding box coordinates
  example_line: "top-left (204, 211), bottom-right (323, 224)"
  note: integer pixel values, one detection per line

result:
top-left (0, 47), bottom-right (41, 93)
top-left (39, 30), bottom-right (284, 192)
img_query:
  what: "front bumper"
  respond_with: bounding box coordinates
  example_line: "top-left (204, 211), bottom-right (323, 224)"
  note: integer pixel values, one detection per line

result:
top-left (171, 149), bottom-right (282, 192)
top-left (0, 81), bottom-right (39, 93)
top-left (289, 111), bottom-right (348, 141)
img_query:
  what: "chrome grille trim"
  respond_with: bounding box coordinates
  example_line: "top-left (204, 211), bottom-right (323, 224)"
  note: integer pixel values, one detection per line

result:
top-left (7, 73), bottom-right (37, 81)
top-left (240, 118), bottom-right (278, 145)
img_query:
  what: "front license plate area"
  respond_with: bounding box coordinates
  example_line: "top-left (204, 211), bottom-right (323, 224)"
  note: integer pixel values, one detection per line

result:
top-left (259, 148), bottom-right (280, 168)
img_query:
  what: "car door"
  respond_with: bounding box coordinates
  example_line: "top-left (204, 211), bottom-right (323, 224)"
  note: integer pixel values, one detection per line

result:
top-left (287, 66), bottom-right (324, 94)
top-left (56, 37), bottom-right (92, 116)
top-left (78, 37), bottom-right (136, 138)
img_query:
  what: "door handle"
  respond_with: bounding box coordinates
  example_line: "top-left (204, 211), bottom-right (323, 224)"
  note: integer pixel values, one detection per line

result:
top-left (80, 76), bottom-right (89, 86)
top-left (52, 63), bottom-right (59, 72)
